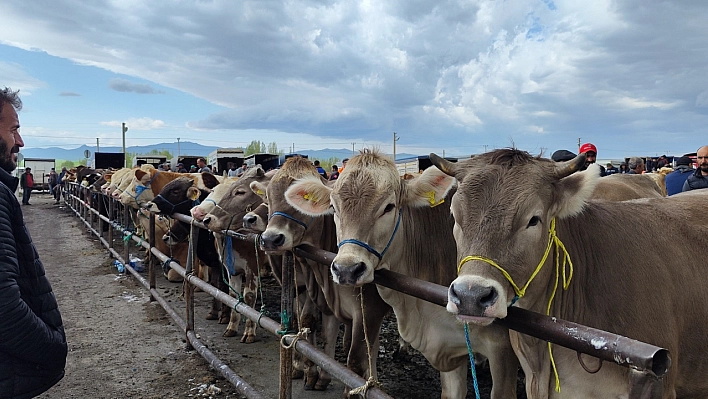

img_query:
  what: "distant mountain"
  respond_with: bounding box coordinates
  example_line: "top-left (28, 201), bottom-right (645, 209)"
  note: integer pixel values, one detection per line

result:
top-left (19, 142), bottom-right (418, 163)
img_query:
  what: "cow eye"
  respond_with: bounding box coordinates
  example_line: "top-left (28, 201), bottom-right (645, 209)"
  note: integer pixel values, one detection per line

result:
top-left (527, 216), bottom-right (541, 228)
top-left (383, 204), bottom-right (395, 214)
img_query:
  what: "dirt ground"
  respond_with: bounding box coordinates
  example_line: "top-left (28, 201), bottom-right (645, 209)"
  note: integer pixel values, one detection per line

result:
top-left (24, 190), bottom-right (525, 398)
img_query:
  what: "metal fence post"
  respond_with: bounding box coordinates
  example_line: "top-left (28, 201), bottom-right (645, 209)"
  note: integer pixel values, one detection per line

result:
top-left (149, 212), bottom-right (156, 302)
top-left (279, 252), bottom-right (294, 399)
top-left (123, 206), bottom-right (130, 264)
top-left (108, 198), bottom-right (114, 251)
top-left (184, 221), bottom-right (199, 348)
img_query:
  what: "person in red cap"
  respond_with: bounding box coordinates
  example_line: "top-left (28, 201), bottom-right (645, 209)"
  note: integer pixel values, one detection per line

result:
top-left (579, 142), bottom-right (606, 176)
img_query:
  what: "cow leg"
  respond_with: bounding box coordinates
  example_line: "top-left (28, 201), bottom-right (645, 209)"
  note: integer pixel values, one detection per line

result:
top-left (299, 299), bottom-right (321, 391)
top-left (240, 266), bottom-right (258, 343)
top-left (291, 291), bottom-right (313, 380)
top-left (312, 313), bottom-right (338, 391)
top-left (439, 365), bottom-right (468, 399)
top-left (510, 331), bottom-right (550, 399)
top-left (223, 272), bottom-right (243, 336)
top-left (205, 265), bottom-right (221, 320)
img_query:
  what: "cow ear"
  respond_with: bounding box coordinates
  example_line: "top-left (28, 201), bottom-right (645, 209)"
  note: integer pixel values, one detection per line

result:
top-left (285, 177), bottom-right (333, 216)
top-left (552, 164), bottom-right (601, 218)
top-left (404, 166), bottom-right (456, 208)
top-left (250, 181), bottom-right (268, 199)
top-left (187, 187), bottom-right (201, 201)
top-left (135, 169), bottom-right (147, 180)
top-left (201, 172), bottom-right (220, 189)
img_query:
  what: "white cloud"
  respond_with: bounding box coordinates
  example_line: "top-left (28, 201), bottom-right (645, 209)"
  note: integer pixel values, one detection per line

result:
top-left (101, 118), bottom-right (165, 130)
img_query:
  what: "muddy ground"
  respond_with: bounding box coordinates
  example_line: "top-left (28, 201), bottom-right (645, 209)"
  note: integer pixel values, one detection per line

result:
top-left (25, 191), bottom-right (526, 398)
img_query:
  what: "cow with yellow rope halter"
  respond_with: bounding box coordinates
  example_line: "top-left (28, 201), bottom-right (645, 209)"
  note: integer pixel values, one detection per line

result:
top-left (431, 149), bottom-right (708, 398)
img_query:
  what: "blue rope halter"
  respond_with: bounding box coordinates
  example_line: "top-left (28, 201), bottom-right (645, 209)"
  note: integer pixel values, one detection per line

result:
top-left (268, 211), bottom-right (312, 230)
top-left (337, 207), bottom-right (403, 261)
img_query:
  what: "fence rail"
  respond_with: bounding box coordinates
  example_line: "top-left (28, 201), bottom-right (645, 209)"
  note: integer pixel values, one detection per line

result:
top-left (62, 182), bottom-right (667, 399)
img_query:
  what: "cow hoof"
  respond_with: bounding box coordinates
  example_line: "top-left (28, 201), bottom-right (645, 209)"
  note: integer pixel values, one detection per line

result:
top-left (303, 370), bottom-right (319, 390)
top-left (218, 315), bottom-right (230, 324)
top-left (165, 270), bottom-right (183, 283)
top-left (205, 312), bottom-right (219, 320)
top-left (223, 329), bottom-right (238, 338)
top-left (314, 378), bottom-right (331, 391)
top-left (240, 334), bottom-right (256, 344)
top-left (292, 369), bottom-right (304, 379)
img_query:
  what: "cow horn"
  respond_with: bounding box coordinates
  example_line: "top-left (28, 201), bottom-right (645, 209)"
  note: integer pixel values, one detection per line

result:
top-left (553, 153), bottom-right (587, 179)
top-left (429, 153), bottom-right (457, 177)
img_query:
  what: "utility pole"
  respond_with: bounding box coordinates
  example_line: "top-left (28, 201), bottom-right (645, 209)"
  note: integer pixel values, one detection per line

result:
top-left (393, 132), bottom-right (399, 161)
top-left (177, 138), bottom-right (181, 157)
top-left (122, 122), bottom-right (129, 167)
top-left (577, 137), bottom-right (581, 151)
top-left (352, 142), bottom-right (355, 155)
top-left (96, 138), bottom-right (100, 153)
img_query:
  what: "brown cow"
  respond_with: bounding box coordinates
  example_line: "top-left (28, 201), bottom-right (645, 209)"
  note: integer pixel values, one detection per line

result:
top-left (285, 150), bottom-right (519, 399)
top-left (254, 156), bottom-right (391, 393)
top-left (432, 149), bottom-right (708, 398)
top-left (591, 173), bottom-right (664, 201)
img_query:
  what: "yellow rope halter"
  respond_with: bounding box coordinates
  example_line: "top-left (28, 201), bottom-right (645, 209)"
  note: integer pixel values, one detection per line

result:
top-left (457, 218), bottom-right (573, 392)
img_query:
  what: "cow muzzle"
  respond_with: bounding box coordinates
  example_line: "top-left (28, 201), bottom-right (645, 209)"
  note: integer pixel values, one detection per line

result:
top-left (331, 258), bottom-right (371, 286)
top-left (447, 276), bottom-right (506, 323)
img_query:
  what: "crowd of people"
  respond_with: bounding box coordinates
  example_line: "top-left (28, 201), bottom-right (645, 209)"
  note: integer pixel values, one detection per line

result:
top-left (552, 142), bottom-right (708, 195)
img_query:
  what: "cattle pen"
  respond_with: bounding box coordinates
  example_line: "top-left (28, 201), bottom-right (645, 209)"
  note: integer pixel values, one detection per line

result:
top-left (59, 181), bottom-right (670, 399)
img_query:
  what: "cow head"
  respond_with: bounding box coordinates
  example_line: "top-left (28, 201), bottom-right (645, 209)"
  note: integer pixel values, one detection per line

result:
top-left (243, 202), bottom-right (269, 232)
top-left (146, 176), bottom-right (204, 215)
top-left (258, 157), bottom-right (325, 253)
top-left (285, 149), bottom-right (455, 286)
top-left (202, 167), bottom-right (272, 232)
top-left (429, 149), bottom-right (598, 324)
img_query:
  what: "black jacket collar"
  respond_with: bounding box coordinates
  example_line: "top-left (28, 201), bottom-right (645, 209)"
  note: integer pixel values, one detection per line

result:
top-left (0, 167), bottom-right (19, 192)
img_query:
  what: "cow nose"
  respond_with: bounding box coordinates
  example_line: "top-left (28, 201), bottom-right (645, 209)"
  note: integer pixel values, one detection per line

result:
top-left (448, 282), bottom-right (498, 317)
top-left (203, 216), bottom-right (211, 226)
top-left (331, 261), bottom-right (366, 286)
top-left (243, 214), bottom-right (256, 227)
top-left (260, 232), bottom-right (285, 250)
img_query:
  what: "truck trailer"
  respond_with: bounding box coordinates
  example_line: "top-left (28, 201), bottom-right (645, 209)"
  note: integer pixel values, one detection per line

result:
top-left (21, 158), bottom-right (56, 192)
top-left (208, 148), bottom-right (245, 175)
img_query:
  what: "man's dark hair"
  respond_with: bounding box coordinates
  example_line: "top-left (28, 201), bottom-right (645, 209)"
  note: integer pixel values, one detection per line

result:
top-left (0, 87), bottom-right (23, 119)
top-left (314, 160), bottom-right (320, 166)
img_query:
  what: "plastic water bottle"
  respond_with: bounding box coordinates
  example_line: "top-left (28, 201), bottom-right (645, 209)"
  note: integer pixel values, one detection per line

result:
top-left (129, 255), bottom-right (144, 272)
top-left (113, 260), bottom-right (125, 273)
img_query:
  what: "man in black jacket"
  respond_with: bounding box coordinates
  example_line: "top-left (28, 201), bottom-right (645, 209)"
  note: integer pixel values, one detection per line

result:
top-left (0, 87), bottom-right (67, 398)
top-left (683, 145), bottom-right (708, 192)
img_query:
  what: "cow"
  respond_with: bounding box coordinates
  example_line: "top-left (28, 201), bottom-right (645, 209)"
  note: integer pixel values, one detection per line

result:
top-left (119, 169), bottom-right (221, 209)
top-left (430, 149), bottom-right (708, 398)
top-left (591, 173), bottom-right (664, 201)
top-left (254, 156), bottom-right (391, 394)
top-left (146, 176), bottom-right (233, 324)
top-left (284, 150), bottom-right (519, 399)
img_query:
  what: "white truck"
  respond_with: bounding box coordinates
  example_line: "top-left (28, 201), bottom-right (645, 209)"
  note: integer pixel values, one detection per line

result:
top-left (22, 158), bottom-right (56, 192)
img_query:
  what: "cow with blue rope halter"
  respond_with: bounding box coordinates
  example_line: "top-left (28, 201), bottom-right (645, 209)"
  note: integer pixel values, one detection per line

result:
top-left (285, 149), bottom-right (519, 399)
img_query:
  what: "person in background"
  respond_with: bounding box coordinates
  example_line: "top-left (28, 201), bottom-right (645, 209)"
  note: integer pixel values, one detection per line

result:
top-left (237, 163), bottom-right (248, 177)
top-left (48, 167), bottom-right (59, 197)
top-left (196, 157), bottom-right (212, 174)
top-left (19, 166), bottom-right (33, 205)
top-left (176, 163), bottom-right (187, 173)
top-left (55, 166), bottom-right (67, 203)
top-left (0, 86), bottom-right (67, 398)
top-left (189, 165), bottom-right (198, 173)
top-left (682, 145), bottom-right (708, 192)
top-left (338, 158), bottom-right (349, 174)
top-left (605, 162), bottom-right (619, 175)
top-left (619, 162), bottom-right (628, 173)
top-left (578, 143), bottom-right (606, 176)
top-left (665, 156), bottom-right (694, 196)
top-left (627, 156), bottom-right (645, 174)
top-left (328, 164), bottom-right (339, 181)
top-left (227, 162), bottom-right (239, 177)
top-left (313, 160), bottom-right (328, 179)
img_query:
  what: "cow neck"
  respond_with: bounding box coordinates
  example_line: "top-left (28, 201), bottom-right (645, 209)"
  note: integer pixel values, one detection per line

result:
top-left (134, 170), bottom-right (160, 200)
top-left (457, 217), bottom-right (574, 393)
top-left (337, 207), bottom-right (403, 261)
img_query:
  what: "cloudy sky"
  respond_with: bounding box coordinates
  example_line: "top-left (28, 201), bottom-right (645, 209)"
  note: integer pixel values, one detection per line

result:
top-left (1, 0), bottom-right (707, 160)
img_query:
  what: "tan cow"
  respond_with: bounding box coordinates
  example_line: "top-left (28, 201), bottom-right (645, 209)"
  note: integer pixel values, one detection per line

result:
top-left (285, 150), bottom-right (519, 399)
top-left (255, 156), bottom-right (391, 393)
top-left (431, 149), bottom-right (708, 398)
top-left (591, 173), bottom-right (664, 201)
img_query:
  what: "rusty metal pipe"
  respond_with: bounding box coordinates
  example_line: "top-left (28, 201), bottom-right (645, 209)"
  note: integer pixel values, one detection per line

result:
top-left (295, 244), bottom-right (670, 378)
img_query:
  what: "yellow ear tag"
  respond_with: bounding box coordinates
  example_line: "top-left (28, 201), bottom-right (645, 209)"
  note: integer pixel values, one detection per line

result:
top-left (256, 189), bottom-right (264, 196)
top-left (425, 191), bottom-right (445, 207)
top-left (303, 192), bottom-right (318, 202)
top-left (188, 190), bottom-right (199, 201)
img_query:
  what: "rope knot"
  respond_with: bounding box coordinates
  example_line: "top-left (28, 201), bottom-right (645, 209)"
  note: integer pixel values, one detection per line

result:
top-left (348, 376), bottom-right (379, 397)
